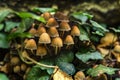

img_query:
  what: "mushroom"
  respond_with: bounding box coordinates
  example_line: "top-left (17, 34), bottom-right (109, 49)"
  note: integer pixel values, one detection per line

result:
top-left (41, 12), bottom-right (52, 21)
top-left (59, 21), bottom-right (71, 37)
top-left (28, 24), bottom-right (37, 37)
top-left (36, 45), bottom-right (47, 58)
top-left (51, 37), bottom-right (63, 54)
top-left (38, 33), bottom-right (51, 44)
top-left (47, 27), bottom-right (59, 37)
top-left (74, 71), bottom-right (85, 80)
top-left (71, 25), bottom-right (80, 37)
top-left (64, 35), bottom-right (74, 49)
top-left (46, 18), bottom-right (59, 28)
top-left (25, 39), bottom-right (37, 53)
top-left (37, 26), bottom-right (46, 36)
top-left (54, 11), bottom-right (69, 22)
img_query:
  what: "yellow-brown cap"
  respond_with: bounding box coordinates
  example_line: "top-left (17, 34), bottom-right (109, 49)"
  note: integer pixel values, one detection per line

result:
top-left (25, 39), bottom-right (37, 50)
top-left (37, 26), bottom-right (46, 36)
top-left (46, 18), bottom-right (59, 28)
top-left (39, 33), bottom-right (51, 44)
top-left (51, 37), bottom-right (63, 47)
top-left (28, 27), bottom-right (37, 37)
top-left (36, 45), bottom-right (47, 57)
top-left (64, 35), bottom-right (74, 45)
top-left (71, 26), bottom-right (80, 37)
top-left (113, 45), bottom-right (120, 53)
top-left (47, 27), bottom-right (59, 37)
top-left (41, 12), bottom-right (52, 21)
top-left (59, 21), bottom-right (71, 31)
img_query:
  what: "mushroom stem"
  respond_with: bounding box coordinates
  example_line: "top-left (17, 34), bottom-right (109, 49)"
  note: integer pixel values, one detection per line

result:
top-left (55, 46), bottom-right (58, 55)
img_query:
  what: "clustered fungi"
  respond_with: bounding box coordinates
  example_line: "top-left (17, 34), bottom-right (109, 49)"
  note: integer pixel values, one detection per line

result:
top-left (24, 11), bottom-right (80, 58)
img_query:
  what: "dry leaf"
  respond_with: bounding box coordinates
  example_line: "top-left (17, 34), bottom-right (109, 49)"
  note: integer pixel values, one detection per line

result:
top-left (53, 68), bottom-right (73, 80)
top-left (74, 71), bottom-right (85, 80)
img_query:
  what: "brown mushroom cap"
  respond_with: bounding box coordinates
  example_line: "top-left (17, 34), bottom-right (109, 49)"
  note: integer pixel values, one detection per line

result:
top-left (51, 37), bottom-right (63, 47)
top-left (113, 45), bottom-right (120, 53)
top-left (29, 27), bottom-right (37, 37)
top-left (71, 26), bottom-right (80, 37)
top-left (46, 18), bottom-right (59, 28)
top-left (39, 33), bottom-right (51, 44)
top-left (36, 45), bottom-right (47, 57)
top-left (64, 35), bottom-right (74, 45)
top-left (59, 21), bottom-right (71, 31)
top-left (47, 27), bottom-right (59, 37)
top-left (25, 39), bottom-right (37, 50)
top-left (37, 26), bottom-right (46, 36)
top-left (41, 12), bottom-right (52, 21)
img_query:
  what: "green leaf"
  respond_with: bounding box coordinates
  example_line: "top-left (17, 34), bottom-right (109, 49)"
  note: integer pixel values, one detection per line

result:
top-left (0, 9), bottom-right (12, 23)
top-left (32, 7), bottom-right (57, 13)
top-left (16, 12), bottom-right (46, 23)
top-left (0, 73), bottom-right (9, 80)
top-left (0, 24), bottom-right (4, 31)
top-left (90, 20), bottom-right (109, 32)
top-left (56, 51), bottom-right (74, 63)
top-left (57, 62), bottom-right (76, 75)
top-left (26, 66), bottom-right (50, 80)
top-left (5, 21), bottom-right (20, 32)
top-left (76, 51), bottom-right (103, 63)
top-left (110, 27), bottom-right (120, 33)
top-left (115, 78), bottom-right (120, 80)
top-left (78, 25), bottom-right (90, 41)
top-left (71, 12), bottom-right (93, 23)
top-left (0, 33), bottom-right (10, 48)
top-left (87, 65), bottom-right (119, 77)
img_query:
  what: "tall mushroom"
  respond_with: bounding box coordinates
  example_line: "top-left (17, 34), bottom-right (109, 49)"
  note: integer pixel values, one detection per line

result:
top-left (51, 37), bottom-right (63, 54)
top-left (37, 26), bottom-right (46, 36)
top-left (47, 27), bottom-right (59, 37)
top-left (71, 26), bottom-right (80, 37)
top-left (41, 12), bottom-right (52, 21)
top-left (46, 18), bottom-right (59, 28)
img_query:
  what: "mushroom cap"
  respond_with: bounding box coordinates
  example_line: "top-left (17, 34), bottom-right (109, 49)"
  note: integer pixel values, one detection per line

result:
top-left (29, 27), bottom-right (37, 37)
top-left (71, 26), bottom-right (80, 36)
top-left (64, 35), bottom-right (74, 45)
top-left (113, 45), bottom-right (120, 53)
top-left (54, 11), bottom-right (69, 22)
top-left (48, 27), bottom-right (59, 37)
top-left (46, 18), bottom-right (59, 28)
top-left (39, 33), bottom-right (51, 44)
top-left (59, 21), bottom-right (71, 31)
top-left (37, 26), bottom-right (46, 36)
top-left (51, 37), bottom-right (63, 47)
top-left (25, 39), bottom-right (37, 50)
top-left (41, 12), bottom-right (52, 21)
top-left (36, 45), bottom-right (47, 57)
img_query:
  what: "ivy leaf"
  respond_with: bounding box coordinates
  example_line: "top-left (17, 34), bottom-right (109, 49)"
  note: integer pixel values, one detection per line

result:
top-left (26, 66), bottom-right (50, 80)
top-left (57, 62), bottom-right (76, 75)
top-left (0, 24), bottom-right (4, 31)
top-left (87, 65), bottom-right (119, 77)
top-left (0, 73), bottom-right (9, 80)
top-left (5, 21), bottom-right (20, 32)
top-left (71, 12), bottom-right (93, 23)
top-left (90, 20), bottom-right (109, 36)
top-left (0, 9), bottom-right (12, 23)
top-left (55, 51), bottom-right (74, 63)
top-left (32, 7), bottom-right (57, 13)
top-left (16, 12), bottom-right (46, 23)
top-left (0, 33), bottom-right (10, 48)
top-left (76, 51), bottom-right (103, 63)
top-left (78, 25), bottom-right (90, 41)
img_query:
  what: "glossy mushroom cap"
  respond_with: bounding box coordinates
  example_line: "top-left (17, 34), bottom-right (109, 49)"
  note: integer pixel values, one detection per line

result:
top-left (25, 39), bottom-right (37, 50)
top-left (59, 21), bottom-right (71, 31)
top-left (51, 37), bottom-right (63, 47)
top-left (64, 35), bottom-right (74, 45)
top-left (46, 18), bottom-right (59, 28)
top-left (41, 12), bottom-right (52, 21)
top-left (39, 33), bottom-right (51, 44)
top-left (71, 26), bottom-right (80, 37)
top-left (48, 27), bottom-right (59, 37)
top-left (36, 45), bottom-right (47, 57)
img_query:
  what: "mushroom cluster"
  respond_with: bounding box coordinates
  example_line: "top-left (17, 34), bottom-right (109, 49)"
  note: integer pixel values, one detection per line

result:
top-left (24, 12), bottom-right (80, 58)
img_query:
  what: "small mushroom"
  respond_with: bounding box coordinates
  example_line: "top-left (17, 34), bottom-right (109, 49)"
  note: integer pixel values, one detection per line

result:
top-left (113, 45), bottom-right (120, 53)
top-left (51, 37), bottom-right (63, 54)
top-left (41, 12), bottom-right (52, 21)
top-left (64, 35), bottom-right (74, 49)
top-left (71, 26), bottom-right (80, 37)
top-left (74, 71), bottom-right (85, 80)
top-left (47, 27), bottom-right (59, 37)
top-left (38, 33), bottom-right (51, 44)
top-left (37, 26), bottom-right (46, 36)
top-left (59, 21), bottom-right (71, 37)
top-left (46, 18), bottom-right (59, 28)
top-left (25, 39), bottom-right (37, 53)
top-left (28, 27), bottom-right (37, 37)
top-left (36, 45), bottom-right (47, 58)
